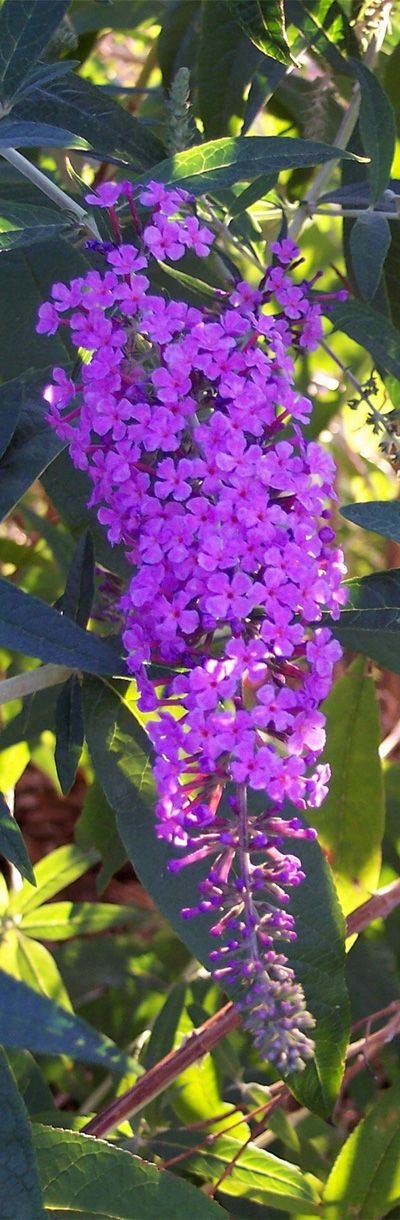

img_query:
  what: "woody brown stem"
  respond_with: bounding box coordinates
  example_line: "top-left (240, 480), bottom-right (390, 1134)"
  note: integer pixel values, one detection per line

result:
top-left (82, 876), bottom-right (400, 1139)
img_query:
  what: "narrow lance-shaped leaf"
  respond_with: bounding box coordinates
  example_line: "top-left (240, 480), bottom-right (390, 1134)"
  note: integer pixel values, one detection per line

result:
top-left (351, 59), bottom-right (396, 202)
top-left (0, 0), bottom-right (70, 101)
top-left (0, 792), bottom-right (35, 885)
top-left (33, 1124), bottom-right (226, 1220)
top-left (341, 500), bottom-right (400, 543)
top-left (310, 657), bottom-right (384, 915)
top-left (55, 675), bottom-right (84, 795)
top-left (0, 575), bottom-right (126, 674)
top-left (7, 843), bottom-right (98, 917)
top-left (328, 568), bottom-right (400, 675)
top-left (328, 299), bottom-right (400, 380)
top-left (225, 0), bottom-right (290, 65)
top-left (0, 1048), bottom-right (45, 1220)
top-left (0, 969), bottom-right (134, 1072)
top-left (0, 120), bottom-right (90, 147)
top-left (322, 1082), bottom-right (400, 1219)
top-left (0, 202), bottom-right (71, 253)
top-left (349, 213), bottom-right (391, 301)
top-left (131, 135), bottom-right (363, 196)
top-left (150, 1130), bottom-right (321, 1215)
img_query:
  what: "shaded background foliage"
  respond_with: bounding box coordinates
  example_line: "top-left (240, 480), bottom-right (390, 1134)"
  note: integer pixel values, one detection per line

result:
top-left (1, 0), bottom-right (400, 1216)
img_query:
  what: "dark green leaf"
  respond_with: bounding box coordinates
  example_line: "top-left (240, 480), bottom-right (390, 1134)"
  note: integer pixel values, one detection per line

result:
top-left (0, 969), bottom-right (132, 1071)
top-left (83, 680), bottom-right (349, 1112)
top-left (12, 72), bottom-right (164, 168)
top-left (55, 676), bottom-right (84, 795)
top-left (144, 980), bottom-right (188, 1069)
top-left (134, 135), bottom-right (362, 195)
top-left (61, 530), bottom-right (95, 628)
top-left (150, 1130), bottom-right (321, 1214)
top-left (341, 500), bottom-right (400, 542)
top-left (285, 835), bottom-right (349, 1116)
top-left (0, 202), bottom-right (70, 252)
top-left (0, 372), bottom-right (23, 460)
top-left (21, 900), bottom-right (143, 941)
top-left (329, 568), bottom-right (400, 674)
top-left (0, 576), bottom-right (125, 674)
top-left (33, 1123), bottom-right (226, 1219)
top-left (41, 449), bottom-right (131, 579)
top-left (229, 172), bottom-right (278, 215)
top-left (351, 60), bottom-right (396, 202)
top-left (0, 792), bottom-right (35, 885)
top-left (0, 0), bottom-right (69, 102)
top-left (6, 1048), bottom-right (54, 1118)
top-left (225, 0), bottom-right (290, 65)
top-left (0, 119), bottom-right (89, 147)
top-left (0, 241), bottom-right (90, 381)
top-left (75, 781), bottom-right (127, 895)
top-left (0, 372), bottom-right (63, 521)
top-left (310, 658), bottom-right (384, 915)
top-left (323, 1082), bottom-right (400, 1218)
top-left (350, 213), bottom-right (391, 300)
top-left (197, 2), bottom-right (261, 139)
top-left (328, 299), bottom-right (400, 379)
top-left (0, 1048), bottom-right (45, 1220)
top-left (8, 844), bottom-right (99, 916)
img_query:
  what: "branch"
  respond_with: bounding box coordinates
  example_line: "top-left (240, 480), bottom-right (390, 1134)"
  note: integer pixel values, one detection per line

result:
top-left (0, 664), bottom-right (73, 705)
top-left (82, 876), bottom-right (400, 1138)
top-left (0, 147), bottom-right (101, 238)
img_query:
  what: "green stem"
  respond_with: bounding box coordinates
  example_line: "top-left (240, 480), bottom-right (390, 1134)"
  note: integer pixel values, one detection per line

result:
top-left (0, 147), bottom-right (101, 237)
top-left (0, 664), bottom-right (73, 705)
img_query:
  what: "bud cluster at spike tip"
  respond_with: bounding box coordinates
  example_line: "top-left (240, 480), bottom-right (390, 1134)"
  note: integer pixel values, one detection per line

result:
top-left (37, 178), bottom-right (347, 1073)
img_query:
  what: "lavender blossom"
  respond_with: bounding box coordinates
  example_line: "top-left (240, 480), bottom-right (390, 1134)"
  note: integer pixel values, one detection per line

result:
top-left (38, 179), bottom-right (346, 1072)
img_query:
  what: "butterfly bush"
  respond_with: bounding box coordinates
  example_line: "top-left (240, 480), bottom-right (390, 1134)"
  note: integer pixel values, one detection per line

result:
top-left (37, 179), bottom-right (346, 1073)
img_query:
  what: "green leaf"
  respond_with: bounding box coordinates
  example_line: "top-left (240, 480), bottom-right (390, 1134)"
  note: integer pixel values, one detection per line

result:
top-left (309, 658), bottom-right (384, 916)
top-left (8, 843), bottom-right (98, 917)
top-left (10, 933), bottom-right (73, 1013)
top-left (328, 299), bottom-right (400, 379)
top-left (0, 576), bottom-right (125, 674)
top-left (351, 60), bottom-right (396, 202)
top-left (350, 213), bottom-right (391, 301)
top-left (0, 0), bottom-right (69, 102)
top-left (197, 1), bottom-right (261, 139)
top-left (134, 135), bottom-right (362, 195)
top-left (0, 1047), bottom-right (45, 1219)
top-left (83, 681), bottom-right (349, 1113)
top-left (41, 450), bottom-right (131, 580)
top-left (75, 781), bottom-right (126, 895)
top-left (225, 0), bottom-right (290, 65)
top-left (0, 969), bottom-right (132, 1071)
top-left (0, 119), bottom-right (90, 147)
top-left (150, 1131), bottom-right (321, 1214)
top-left (229, 172), bottom-right (278, 215)
top-left (55, 676), bottom-right (84, 795)
top-left (20, 900), bottom-right (142, 941)
top-left (0, 372), bottom-right (63, 521)
top-left (0, 202), bottom-right (71, 252)
top-left (322, 1082), bottom-right (400, 1218)
top-left (0, 792), bottom-right (35, 885)
top-left (61, 530), bottom-right (95, 628)
top-left (33, 1124), bottom-right (226, 1219)
top-left (341, 500), bottom-right (400, 543)
top-left (329, 568), bottom-right (400, 675)
top-left (285, 835), bottom-right (349, 1116)
top-left (12, 72), bottom-right (165, 168)
top-left (0, 241), bottom-right (90, 382)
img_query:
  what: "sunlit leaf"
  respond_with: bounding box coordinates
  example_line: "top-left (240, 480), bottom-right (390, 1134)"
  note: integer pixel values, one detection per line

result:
top-left (33, 1124), bottom-right (226, 1219)
top-left (322, 1083), bottom-right (400, 1218)
top-left (225, 0), bottom-right (290, 65)
top-left (311, 658), bottom-right (384, 915)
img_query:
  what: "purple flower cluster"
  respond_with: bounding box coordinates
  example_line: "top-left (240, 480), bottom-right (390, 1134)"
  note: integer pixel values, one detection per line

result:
top-left (38, 179), bottom-right (346, 1073)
